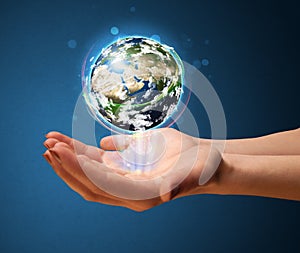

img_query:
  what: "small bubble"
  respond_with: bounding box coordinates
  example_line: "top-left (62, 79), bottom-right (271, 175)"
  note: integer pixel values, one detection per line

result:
top-left (110, 26), bottom-right (119, 35)
top-left (67, 40), bottom-right (77, 49)
top-left (204, 39), bottom-right (210, 45)
top-left (130, 6), bottom-right (136, 12)
top-left (201, 58), bottom-right (209, 66)
top-left (192, 59), bottom-right (201, 69)
top-left (150, 34), bottom-right (161, 42)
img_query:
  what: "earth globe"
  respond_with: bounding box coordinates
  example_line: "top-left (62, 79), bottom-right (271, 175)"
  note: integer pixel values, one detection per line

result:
top-left (82, 36), bottom-right (184, 133)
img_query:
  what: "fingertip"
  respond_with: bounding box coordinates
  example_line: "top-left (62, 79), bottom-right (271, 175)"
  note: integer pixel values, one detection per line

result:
top-left (160, 192), bottom-right (171, 203)
top-left (43, 138), bottom-right (59, 149)
top-left (100, 135), bottom-right (130, 151)
top-left (43, 151), bottom-right (52, 165)
top-left (45, 131), bottom-right (60, 138)
top-left (45, 131), bottom-right (71, 143)
top-left (159, 180), bottom-right (172, 203)
top-left (100, 136), bottom-right (115, 150)
top-left (50, 144), bottom-right (83, 169)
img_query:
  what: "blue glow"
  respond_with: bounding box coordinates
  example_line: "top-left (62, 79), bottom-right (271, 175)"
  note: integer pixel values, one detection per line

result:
top-left (67, 39), bottom-right (77, 49)
top-left (201, 58), bottom-right (209, 66)
top-left (110, 26), bottom-right (119, 35)
top-left (130, 6), bottom-right (136, 12)
top-left (192, 59), bottom-right (201, 69)
top-left (150, 34), bottom-right (161, 42)
top-left (82, 35), bottom-right (188, 135)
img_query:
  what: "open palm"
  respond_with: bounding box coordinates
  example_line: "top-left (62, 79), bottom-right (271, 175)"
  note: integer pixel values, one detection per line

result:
top-left (43, 128), bottom-right (220, 211)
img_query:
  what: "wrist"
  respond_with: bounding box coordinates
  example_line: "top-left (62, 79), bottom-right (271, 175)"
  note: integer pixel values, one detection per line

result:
top-left (197, 153), bottom-right (234, 195)
top-left (179, 142), bottom-right (229, 197)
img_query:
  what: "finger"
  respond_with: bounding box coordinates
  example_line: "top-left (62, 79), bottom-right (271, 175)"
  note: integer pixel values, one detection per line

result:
top-left (50, 143), bottom-right (104, 192)
top-left (44, 138), bottom-right (59, 149)
top-left (46, 131), bottom-right (87, 152)
top-left (43, 150), bottom-right (119, 206)
top-left (71, 142), bottom-right (104, 163)
top-left (44, 145), bottom-right (160, 211)
top-left (77, 154), bottom-right (161, 211)
top-left (50, 143), bottom-right (131, 203)
top-left (43, 150), bottom-right (96, 200)
top-left (46, 131), bottom-right (73, 146)
top-left (46, 132), bottom-right (104, 163)
top-left (49, 144), bottom-right (118, 200)
top-left (52, 142), bottom-right (126, 175)
top-left (43, 150), bottom-right (115, 204)
top-left (78, 155), bottom-right (163, 201)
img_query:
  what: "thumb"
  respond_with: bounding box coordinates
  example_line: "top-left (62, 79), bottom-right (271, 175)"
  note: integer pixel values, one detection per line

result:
top-left (100, 134), bottom-right (130, 151)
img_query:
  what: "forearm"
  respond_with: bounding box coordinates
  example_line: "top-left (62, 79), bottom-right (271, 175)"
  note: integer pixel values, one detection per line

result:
top-left (224, 128), bottom-right (300, 155)
top-left (199, 128), bottom-right (300, 155)
top-left (209, 154), bottom-right (300, 201)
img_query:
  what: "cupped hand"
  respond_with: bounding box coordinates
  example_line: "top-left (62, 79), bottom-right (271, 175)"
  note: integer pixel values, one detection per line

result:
top-left (43, 128), bottom-right (221, 212)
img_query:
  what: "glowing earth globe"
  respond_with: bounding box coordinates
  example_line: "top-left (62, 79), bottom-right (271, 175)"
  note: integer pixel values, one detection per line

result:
top-left (83, 36), bottom-right (184, 131)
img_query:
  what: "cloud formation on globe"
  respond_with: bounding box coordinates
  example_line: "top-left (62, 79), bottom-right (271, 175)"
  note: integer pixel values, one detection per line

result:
top-left (84, 36), bottom-right (184, 131)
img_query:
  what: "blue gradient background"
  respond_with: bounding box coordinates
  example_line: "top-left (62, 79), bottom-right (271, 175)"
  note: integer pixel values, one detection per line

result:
top-left (1, 0), bottom-right (299, 252)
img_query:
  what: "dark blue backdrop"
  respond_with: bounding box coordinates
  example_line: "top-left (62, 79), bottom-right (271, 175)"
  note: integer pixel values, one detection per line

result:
top-left (1, 0), bottom-right (299, 252)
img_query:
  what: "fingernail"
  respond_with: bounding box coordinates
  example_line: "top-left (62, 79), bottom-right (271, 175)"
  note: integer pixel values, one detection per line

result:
top-left (43, 141), bottom-right (50, 149)
top-left (49, 149), bottom-right (62, 164)
top-left (43, 153), bottom-right (52, 164)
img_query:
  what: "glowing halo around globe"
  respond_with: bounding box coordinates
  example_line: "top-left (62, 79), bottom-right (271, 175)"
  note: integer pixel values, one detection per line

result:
top-left (81, 36), bottom-right (188, 133)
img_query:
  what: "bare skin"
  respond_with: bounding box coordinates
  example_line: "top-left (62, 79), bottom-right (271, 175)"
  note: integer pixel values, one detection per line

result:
top-left (43, 128), bottom-right (300, 211)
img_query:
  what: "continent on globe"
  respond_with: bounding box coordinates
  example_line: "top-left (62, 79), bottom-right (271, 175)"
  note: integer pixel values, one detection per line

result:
top-left (84, 36), bottom-right (184, 131)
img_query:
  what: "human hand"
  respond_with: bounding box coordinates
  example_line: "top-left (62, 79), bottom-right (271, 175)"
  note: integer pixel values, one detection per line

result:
top-left (43, 128), bottom-right (222, 211)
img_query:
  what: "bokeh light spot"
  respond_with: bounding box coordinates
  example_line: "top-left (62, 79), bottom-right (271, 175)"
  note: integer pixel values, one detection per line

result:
top-left (67, 40), bottom-right (77, 49)
top-left (201, 58), bottom-right (209, 66)
top-left (204, 39), bottom-right (210, 45)
top-left (192, 59), bottom-right (201, 69)
top-left (130, 6), bottom-right (136, 12)
top-left (110, 26), bottom-right (119, 35)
